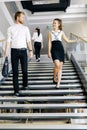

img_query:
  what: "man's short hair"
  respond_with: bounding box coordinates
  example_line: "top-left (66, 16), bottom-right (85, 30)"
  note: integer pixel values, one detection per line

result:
top-left (14, 11), bottom-right (25, 20)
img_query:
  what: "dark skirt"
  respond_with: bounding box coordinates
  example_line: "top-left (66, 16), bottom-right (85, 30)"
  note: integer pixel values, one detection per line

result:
top-left (51, 40), bottom-right (64, 62)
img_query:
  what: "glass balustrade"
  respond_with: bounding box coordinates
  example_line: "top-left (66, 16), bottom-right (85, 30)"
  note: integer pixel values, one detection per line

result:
top-left (68, 33), bottom-right (87, 80)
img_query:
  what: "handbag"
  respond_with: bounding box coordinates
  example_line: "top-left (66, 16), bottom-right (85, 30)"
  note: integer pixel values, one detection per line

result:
top-left (2, 57), bottom-right (9, 77)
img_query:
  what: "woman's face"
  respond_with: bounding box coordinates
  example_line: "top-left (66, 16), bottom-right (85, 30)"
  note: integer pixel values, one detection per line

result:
top-left (35, 29), bottom-right (37, 32)
top-left (53, 20), bottom-right (60, 30)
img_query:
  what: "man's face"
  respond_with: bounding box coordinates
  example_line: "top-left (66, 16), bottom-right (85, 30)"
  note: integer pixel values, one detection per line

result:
top-left (18, 13), bottom-right (25, 24)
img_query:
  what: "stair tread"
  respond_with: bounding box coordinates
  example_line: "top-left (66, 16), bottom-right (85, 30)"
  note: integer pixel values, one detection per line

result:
top-left (0, 103), bottom-right (86, 109)
top-left (0, 113), bottom-right (87, 119)
top-left (0, 95), bottom-right (85, 102)
top-left (0, 124), bottom-right (87, 130)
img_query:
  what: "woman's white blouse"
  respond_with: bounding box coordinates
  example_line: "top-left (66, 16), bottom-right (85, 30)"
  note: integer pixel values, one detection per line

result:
top-left (32, 32), bottom-right (43, 43)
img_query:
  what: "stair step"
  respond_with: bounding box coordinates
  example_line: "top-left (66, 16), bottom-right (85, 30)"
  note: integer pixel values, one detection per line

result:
top-left (0, 124), bottom-right (86, 130)
top-left (29, 61), bottom-right (71, 64)
top-left (6, 75), bottom-right (79, 80)
top-left (0, 103), bottom-right (86, 109)
top-left (2, 79), bottom-right (80, 84)
top-left (0, 89), bottom-right (83, 96)
top-left (18, 69), bottom-right (76, 73)
top-left (0, 83), bottom-right (82, 90)
top-left (9, 72), bottom-right (78, 77)
top-left (18, 67), bottom-right (74, 71)
top-left (6, 75), bottom-right (78, 80)
top-left (20, 89), bottom-right (83, 95)
top-left (0, 96), bottom-right (85, 102)
top-left (0, 113), bottom-right (87, 120)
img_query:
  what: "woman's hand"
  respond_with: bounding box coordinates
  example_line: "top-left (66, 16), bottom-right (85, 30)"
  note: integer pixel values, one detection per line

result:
top-left (48, 52), bottom-right (51, 58)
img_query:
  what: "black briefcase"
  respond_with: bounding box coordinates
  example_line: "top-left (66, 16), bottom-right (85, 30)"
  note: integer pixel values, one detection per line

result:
top-left (2, 57), bottom-right (9, 77)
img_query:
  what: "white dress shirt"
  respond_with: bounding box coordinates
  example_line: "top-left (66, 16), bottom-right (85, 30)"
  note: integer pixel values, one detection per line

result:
top-left (7, 23), bottom-right (31, 49)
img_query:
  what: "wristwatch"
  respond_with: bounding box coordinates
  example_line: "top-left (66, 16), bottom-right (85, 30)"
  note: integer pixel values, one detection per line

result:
top-left (29, 50), bottom-right (32, 52)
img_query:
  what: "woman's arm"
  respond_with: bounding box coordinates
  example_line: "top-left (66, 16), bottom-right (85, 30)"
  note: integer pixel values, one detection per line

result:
top-left (48, 31), bottom-right (52, 58)
top-left (62, 31), bottom-right (77, 43)
top-left (32, 32), bottom-right (35, 41)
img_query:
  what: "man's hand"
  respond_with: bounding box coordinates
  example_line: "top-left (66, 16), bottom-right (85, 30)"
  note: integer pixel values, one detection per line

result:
top-left (29, 51), bottom-right (33, 59)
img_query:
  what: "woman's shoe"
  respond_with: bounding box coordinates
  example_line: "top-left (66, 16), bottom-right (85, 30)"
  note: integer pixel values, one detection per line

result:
top-left (55, 82), bottom-right (60, 88)
top-left (53, 80), bottom-right (57, 84)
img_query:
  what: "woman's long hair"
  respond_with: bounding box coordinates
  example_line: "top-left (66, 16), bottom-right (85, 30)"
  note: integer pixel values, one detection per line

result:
top-left (35, 28), bottom-right (40, 36)
top-left (54, 18), bottom-right (62, 30)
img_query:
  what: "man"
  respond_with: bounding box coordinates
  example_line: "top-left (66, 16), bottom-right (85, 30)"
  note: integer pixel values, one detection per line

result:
top-left (5, 11), bottom-right (33, 96)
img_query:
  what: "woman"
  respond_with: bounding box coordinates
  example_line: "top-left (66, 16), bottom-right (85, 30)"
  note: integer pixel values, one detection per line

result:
top-left (48, 18), bottom-right (77, 88)
top-left (32, 28), bottom-right (43, 62)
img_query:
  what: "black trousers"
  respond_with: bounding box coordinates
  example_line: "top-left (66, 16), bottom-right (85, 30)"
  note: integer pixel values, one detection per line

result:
top-left (11, 48), bottom-right (28, 93)
top-left (34, 42), bottom-right (41, 59)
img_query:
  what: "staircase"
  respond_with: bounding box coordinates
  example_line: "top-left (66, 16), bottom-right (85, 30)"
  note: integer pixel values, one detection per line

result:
top-left (0, 55), bottom-right (87, 130)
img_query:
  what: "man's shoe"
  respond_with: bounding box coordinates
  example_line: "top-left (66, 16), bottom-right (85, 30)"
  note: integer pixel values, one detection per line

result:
top-left (36, 59), bottom-right (38, 62)
top-left (14, 92), bottom-right (19, 96)
top-left (24, 86), bottom-right (28, 90)
top-left (22, 86), bottom-right (28, 90)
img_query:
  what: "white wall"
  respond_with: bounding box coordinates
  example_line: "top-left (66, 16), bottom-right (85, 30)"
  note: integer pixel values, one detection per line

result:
top-left (0, 2), bottom-right (14, 39)
top-left (0, 1), bottom-right (87, 55)
top-left (0, 2), bottom-right (14, 79)
top-left (71, 0), bottom-right (87, 5)
top-left (0, 7), bottom-right (9, 39)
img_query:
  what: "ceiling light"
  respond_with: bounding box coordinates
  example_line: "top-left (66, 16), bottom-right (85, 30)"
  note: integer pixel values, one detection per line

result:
top-left (32, 0), bottom-right (60, 5)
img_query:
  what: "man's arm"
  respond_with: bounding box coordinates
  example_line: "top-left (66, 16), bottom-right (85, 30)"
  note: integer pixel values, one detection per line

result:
top-left (5, 27), bottom-right (11, 57)
top-left (4, 42), bottom-right (11, 57)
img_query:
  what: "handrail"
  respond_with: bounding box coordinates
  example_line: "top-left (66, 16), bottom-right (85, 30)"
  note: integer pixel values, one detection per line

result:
top-left (70, 33), bottom-right (87, 43)
top-left (0, 39), bottom-right (6, 43)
